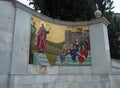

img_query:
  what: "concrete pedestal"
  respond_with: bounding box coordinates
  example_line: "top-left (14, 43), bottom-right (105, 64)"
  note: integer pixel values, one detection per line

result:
top-left (89, 20), bottom-right (112, 74)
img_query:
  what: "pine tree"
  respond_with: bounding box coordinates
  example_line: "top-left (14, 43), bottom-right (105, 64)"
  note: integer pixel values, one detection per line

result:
top-left (29, 0), bottom-right (96, 21)
top-left (108, 16), bottom-right (120, 60)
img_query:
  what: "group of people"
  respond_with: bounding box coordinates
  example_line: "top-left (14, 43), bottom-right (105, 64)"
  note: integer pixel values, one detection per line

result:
top-left (60, 38), bottom-right (90, 64)
top-left (30, 20), bottom-right (90, 65)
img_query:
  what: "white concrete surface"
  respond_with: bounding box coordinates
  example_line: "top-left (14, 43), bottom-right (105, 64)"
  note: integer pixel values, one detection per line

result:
top-left (10, 8), bottom-right (31, 74)
top-left (90, 23), bottom-right (112, 74)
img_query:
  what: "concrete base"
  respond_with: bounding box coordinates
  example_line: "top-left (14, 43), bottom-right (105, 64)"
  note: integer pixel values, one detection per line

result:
top-left (8, 74), bottom-right (120, 88)
top-left (0, 75), bottom-right (8, 88)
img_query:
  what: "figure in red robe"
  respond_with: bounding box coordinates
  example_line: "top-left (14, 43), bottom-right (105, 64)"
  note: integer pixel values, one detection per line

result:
top-left (77, 44), bottom-right (88, 63)
top-left (36, 23), bottom-right (50, 52)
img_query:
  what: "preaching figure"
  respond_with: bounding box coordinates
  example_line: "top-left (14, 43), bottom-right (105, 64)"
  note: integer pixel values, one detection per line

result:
top-left (36, 23), bottom-right (50, 52)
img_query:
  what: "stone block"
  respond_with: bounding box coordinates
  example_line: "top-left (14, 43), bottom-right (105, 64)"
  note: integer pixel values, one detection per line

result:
top-left (32, 84), bottom-right (43, 88)
top-left (27, 65), bottom-right (47, 75)
top-left (58, 75), bottom-right (68, 83)
top-left (110, 75), bottom-right (120, 82)
top-left (36, 76), bottom-right (44, 83)
top-left (110, 81), bottom-right (120, 88)
top-left (59, 67), bottom-right (82, 75)
top-left (82, 75), bottom-right (109, 82)
top-left (0, 1), bottom-right (15, 16)
top-left (74, 75), bottom-right (84, 83)
top-left (42, 83), bottom-right (48, 88)
top-left (82, 67), bottom-right (92, 74)
top-left (112, 68), bottom-right (120, 75)
top-left (43, 75), bottom-right (58, 83)
top-left (0, 51), bottom-right (11, 74)
top-left (54, 83), bottom-right (65, 88)
top-left (23, 84), bottom-right (32, 88)
top-left (70, 83), bottom-right (80, 88)
top-left (46, 66), bottom-right (59, 75)
top-left (79, 82), bottom-right (110, 88)
top-left (0, 14), bottom-right (15, 33)
top-left (0, 1), bottom-right (15, 33)
top-left (0, 75), bottom-right (8, 88)
top-left (47, 83), bottom-right (56, 88)
top-left (58, 66), bottom-right (92, 75)
top-left (0, 31), bottom-right (12, 52)
top-left (16, 76), bottom-right (36, 85)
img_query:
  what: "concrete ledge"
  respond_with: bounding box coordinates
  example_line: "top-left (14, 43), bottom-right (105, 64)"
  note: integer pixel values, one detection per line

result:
top-left (9, 74), bottom-right (120, 88)
top-left (112, 59), bottom-right (120, 68)
top-left (111, 59), bottom-right (120, 74)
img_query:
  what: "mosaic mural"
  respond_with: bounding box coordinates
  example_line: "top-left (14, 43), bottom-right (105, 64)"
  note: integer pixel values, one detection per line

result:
top-left (29, 16), bottom-right (91, 66)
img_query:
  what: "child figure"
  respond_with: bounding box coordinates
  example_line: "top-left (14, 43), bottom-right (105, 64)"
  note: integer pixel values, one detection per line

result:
top-left (77, 44), bottom-right (88, 63)
top-left (60, 45), bottom-right (68, 64)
